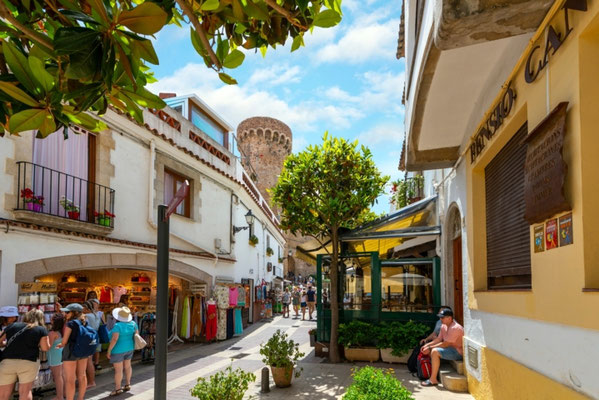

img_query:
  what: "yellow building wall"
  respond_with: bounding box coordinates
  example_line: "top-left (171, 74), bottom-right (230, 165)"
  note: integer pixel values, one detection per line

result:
top-left (467, 0), bottom-right (599, 331)
top-left (468, 347), bottom-right (589, 400)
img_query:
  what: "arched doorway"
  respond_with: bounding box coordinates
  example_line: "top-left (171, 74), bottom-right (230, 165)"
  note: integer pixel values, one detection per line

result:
top-left (445, 206), bottom-right (463, 325)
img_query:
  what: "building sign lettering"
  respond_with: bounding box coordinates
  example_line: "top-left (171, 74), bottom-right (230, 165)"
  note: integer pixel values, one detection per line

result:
top-left (523, 102), bottom-right (570, 224)
top-left (19, 282), bottom-right (57, 293)
top-left (525, 0), bottom-right (587, 83)
top-left (469, 83), bottom-right (516, 163)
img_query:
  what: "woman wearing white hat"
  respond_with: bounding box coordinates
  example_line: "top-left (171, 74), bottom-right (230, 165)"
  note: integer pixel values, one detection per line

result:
top-left (107, 307), bottom-right (138, 396)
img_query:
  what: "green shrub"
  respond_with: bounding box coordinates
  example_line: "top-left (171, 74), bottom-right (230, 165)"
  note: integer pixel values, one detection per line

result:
top-left (259, 329), bottom-right (305, 378)
top-left (376, 321), bottom-right (430, 356)
top-left (338, 320), bottom-right (378, 348)
top-left (190, 365), bottom-right (255, 400)
top-left (343, 366), bottom-right (414, 400)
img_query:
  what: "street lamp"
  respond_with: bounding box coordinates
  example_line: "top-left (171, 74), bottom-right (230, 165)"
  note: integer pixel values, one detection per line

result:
top-left (233, 209), bottom-right (255, 236)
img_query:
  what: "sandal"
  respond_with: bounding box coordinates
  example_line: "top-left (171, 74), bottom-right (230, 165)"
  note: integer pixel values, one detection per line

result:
top-left (123, 385), bottom-right (131, 392)
top-left (109, 389), bottom-right (124, 396)
top-left (421, 379), bottom-right (438, 387)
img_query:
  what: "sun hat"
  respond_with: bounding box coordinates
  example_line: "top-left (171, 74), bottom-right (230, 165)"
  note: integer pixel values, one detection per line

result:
top-left (0, 306), bottom-right (18, 317)
top-left (60, 303), bottom-right (84, 313)
top-left (112, 306), bottom-right (133, 322)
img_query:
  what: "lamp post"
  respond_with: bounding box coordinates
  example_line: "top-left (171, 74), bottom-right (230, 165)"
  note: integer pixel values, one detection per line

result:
top-left (155, 180), bottom-right (189, 400)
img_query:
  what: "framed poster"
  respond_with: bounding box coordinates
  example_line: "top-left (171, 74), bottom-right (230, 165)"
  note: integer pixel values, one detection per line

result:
top-left (534, 225), bottom-right (545, 253)
top-left (546, 219), bottom-right (558, 250)
top-left (559, 213), bottom-right (573, 246)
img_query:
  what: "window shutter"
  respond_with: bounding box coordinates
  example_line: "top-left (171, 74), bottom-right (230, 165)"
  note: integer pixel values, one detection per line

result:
top-left (485, 124), bottom-right (531, 289)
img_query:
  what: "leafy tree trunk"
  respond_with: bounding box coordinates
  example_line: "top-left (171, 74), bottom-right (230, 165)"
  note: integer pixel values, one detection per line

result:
top-left (328, 228), bottom-right (341, 363)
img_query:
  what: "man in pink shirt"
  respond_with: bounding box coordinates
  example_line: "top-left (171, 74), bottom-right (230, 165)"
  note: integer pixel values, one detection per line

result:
top-left (420, 308), bottom-right (464, 386)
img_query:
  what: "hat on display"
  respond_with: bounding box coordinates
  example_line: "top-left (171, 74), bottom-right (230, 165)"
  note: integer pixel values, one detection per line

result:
top-left (112, 306), bottom-right (133, 322)
top-left (0, 306), bottom-right (18, 317)
top-left (437, 309), bottom-right (454, 318)
top-left (60, 303), bottom-right (84, 313)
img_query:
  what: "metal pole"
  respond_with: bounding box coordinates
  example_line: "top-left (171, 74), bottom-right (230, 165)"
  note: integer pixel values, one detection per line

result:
top-left (155, 205), bottom-right (169, 399)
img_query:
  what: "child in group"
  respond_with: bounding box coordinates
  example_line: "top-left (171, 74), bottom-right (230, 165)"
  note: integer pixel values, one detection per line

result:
top-left (48, 313), bottom-right (66, 400)
top-left (300, 290), bottom-right (308, 321)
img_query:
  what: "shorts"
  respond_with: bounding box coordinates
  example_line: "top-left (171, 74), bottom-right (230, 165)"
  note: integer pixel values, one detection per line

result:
top-left (62, 343), bottom-right (88, 362)
top-left (300, 302), bottom-right (307, 308)
top-left (109, 350), bottom-right (134, 364)
top-left (436, 347), bottom-right (463, 361)
top-left (282, 303), bottom-right (290, 307)
top-left (0, 359), bottom-right (41, 385)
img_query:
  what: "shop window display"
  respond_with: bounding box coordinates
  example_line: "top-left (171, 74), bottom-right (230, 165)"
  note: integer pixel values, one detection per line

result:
top-left (381, 263), bottom-right (433, 312)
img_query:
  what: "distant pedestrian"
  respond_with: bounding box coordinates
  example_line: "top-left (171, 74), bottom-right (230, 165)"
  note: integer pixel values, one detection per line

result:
top-left (88, 299), bottom-right (105, 370)
top-left (300, 291), bottom-right (308, 321)
top-left (48, 313), bottom-right (66, 400)
top-left (57, 303), bottom-right (90, 400)
top-left (0, 309), bottom-right (50, 400)
top-left (306, 285), bottom-right (316, 320)
top-left (292, 288), bottom-right (300, 318)
top-left (282, 288), bottom-right (291, 318)
top-left (83, 301), bottom-right (101, 388)
top-left (107, 307), bottom-right (138, 396)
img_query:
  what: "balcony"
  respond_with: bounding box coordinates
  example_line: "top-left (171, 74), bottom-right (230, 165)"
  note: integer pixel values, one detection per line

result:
top-left (14, 162), bottom-right (115, 236)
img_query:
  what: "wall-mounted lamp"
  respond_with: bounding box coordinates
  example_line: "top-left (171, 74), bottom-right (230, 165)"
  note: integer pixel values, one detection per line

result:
top-left (233, 210), bottom-right (255, 235)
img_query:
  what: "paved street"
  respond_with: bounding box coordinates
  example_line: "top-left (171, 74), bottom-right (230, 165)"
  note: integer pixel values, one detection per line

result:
top-left (39, 314), bottom-right (472, 400)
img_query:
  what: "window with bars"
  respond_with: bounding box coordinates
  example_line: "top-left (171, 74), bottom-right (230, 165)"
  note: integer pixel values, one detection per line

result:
top-left (485, 123), bottom-right (531, 289)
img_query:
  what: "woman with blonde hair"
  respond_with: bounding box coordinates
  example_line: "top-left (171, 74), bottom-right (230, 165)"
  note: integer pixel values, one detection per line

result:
top-left (0, 309), bottom-right (50, 400)
top-left (56, 304), bottom-right (89, 400)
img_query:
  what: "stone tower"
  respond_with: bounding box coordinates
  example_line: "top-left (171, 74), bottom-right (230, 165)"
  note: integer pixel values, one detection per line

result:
top-left (236, 117), bottom-right (292, 206)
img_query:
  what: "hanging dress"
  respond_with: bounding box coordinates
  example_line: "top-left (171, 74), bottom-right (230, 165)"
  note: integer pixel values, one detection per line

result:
top-left (180, 296), bottom-right (190, 339)
top-left (234, 308), bottom-right (243, 336)
top-left (205, 303), bottom-right (217, 341)
top-left (217, 309), bottom-right (227, 340)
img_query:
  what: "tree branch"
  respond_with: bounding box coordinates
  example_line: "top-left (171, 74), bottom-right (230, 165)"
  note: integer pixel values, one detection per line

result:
top-left (174, 0), bottom-right (221, 69)
top-left (0, 2), bottom-right (54, 52)
top-left (263, 0), bottom-right (307, 31)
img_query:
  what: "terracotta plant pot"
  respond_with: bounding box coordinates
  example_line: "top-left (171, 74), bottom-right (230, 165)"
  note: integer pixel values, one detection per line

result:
top-left (271, 365), bottom-right (294, 388)
top-left (380, 348), bottom-right (410, 363)
top-left (67, 211), bottom-right (80, 220)
top-left (344, 347), bottom-right (380, 362)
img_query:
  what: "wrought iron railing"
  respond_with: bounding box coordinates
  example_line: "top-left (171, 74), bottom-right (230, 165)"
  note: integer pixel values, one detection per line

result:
top-left (15, 161), bottom-right (116, 228)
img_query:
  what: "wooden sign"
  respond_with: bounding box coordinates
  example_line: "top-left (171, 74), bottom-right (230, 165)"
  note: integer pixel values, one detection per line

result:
top-left (19, 282), bottom-right (57, 293)
top-left (524, 102), bottom-right (570, 224)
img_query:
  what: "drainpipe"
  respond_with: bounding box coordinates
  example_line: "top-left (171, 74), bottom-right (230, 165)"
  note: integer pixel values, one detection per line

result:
top-left (147, 139), bottom-right (219, 268)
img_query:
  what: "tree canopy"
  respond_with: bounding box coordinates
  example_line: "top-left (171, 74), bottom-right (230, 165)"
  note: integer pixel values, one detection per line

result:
top-left (0, 0), bottom-right (342, 137)
top-left (271, 133), bottom-right (388, 362)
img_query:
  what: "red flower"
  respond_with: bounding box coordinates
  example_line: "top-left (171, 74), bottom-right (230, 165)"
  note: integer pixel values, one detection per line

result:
top-left (21, 188), bottom-right (34, 199)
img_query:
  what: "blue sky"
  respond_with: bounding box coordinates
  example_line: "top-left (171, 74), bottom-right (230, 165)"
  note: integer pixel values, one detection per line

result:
top-left (149, 0), bottom-right (405, 214)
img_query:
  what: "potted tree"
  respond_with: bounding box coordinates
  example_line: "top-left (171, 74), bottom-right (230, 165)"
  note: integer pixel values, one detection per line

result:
top-left (259, 329), bottom-right (304, 388)
top-left (338, 321), bottom-right (380, 362)
top-left (377, 321), bottom-right (429, 364)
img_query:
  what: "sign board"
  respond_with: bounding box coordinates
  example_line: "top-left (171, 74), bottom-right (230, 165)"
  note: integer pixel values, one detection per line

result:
top-left (19, 282), bottom-right (57, 293)
top-left (523, 102), bottom-right (570, 224)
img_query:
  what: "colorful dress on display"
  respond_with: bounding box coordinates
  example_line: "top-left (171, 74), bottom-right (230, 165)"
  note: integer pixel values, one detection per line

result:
top-left (215, 286), bottom-right (229, 309)
top-left (217, 308), bottom-right (227, 340)
top-left (99, 287), bottom-right (112, 303)
top-left (237, 287), bottom-right (246, 306)
top-left (205, 303), bottom-right (217, 341)
top-left (180, 296), bottom-right (190, 339)
top-left (191, 296), bottom-right (203, 337)
top-left (226, 308), bottom-right (234, 339)
top-left (113, 286), bottom-right (128, 303)
top-left (234, 307), bottom-right (243, 336)
top-left (229, 286), bottom-right (238, 307)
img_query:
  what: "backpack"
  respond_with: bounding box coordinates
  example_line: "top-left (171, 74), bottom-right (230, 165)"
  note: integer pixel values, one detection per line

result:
top-left (407, 342), bottom-right (423, 373)
top-left (416, 351), bottom-right (432, 381)
top-left (71, 320), bottom-right (99, 358)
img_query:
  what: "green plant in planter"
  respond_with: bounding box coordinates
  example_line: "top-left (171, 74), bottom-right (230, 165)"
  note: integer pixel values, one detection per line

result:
top-left (259, 329), bottom-right (304, 379)
top-left (376, 321), bottom-right (430, 356)
top-left (343, 366), bottom-right (414, 400)
top-left (190, 364), bottom-right (255, 400)
top-left (266, 247), bottom-right (274, 256)
top-left (338, 321), bottom-right (379, 348)
top-left (249, 235), bottom-right (259, 247)
top-left (278, 257), bottom-right (284, 263)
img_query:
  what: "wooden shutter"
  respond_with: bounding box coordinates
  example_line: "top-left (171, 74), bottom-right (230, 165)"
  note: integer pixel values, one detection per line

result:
top-left (485, 124), bottom-right (531, 289)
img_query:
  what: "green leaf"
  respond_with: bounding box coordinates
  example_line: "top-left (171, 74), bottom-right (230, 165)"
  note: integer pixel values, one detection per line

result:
top-left (218, 72), bottom-right (238, 85)
top-left (8, 109), bottom-right (50, 134)
top-left (291, 34), bottom-right (304, 52)
top-left (190, 28), bottom-right (207, 56)
top-left (64, 110), bottom-right (106, 131)
top-left (122, 87), bottom-right (166, 109)
top-left (118, 3), bottom-right (168, 35)
top-left (38, 111), bottom-right (57, 137)
top-left (28, 57), bottom-right (55, 93)
top-left (223, 49), bottom-right (245, 69)
top-left (259, 45), bottom-right (267, 58)
top-left (312, 9), bottom-right (341, 28)
top-left (2, 42), bottom-right (39, 95)
top-left (201, 0), bottom-right (220, 11)
top-left (0, 82), bottom-right (40, 107)
top-left (132, 38), bottom-right (159, 65)
top-left (54, 27), bottom-right (101, 55)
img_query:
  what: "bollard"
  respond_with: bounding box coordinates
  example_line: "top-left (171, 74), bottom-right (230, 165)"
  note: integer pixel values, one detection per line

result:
top-left (261, 367), bottom-right (270, 393)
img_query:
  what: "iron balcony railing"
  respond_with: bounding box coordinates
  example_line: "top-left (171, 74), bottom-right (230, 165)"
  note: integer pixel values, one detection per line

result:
top-left (15, 161), bottom-right (116, 228)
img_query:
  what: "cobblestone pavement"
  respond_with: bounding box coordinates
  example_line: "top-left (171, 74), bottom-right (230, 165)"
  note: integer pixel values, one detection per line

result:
top-left (40, 314), bottom-right (473, 400)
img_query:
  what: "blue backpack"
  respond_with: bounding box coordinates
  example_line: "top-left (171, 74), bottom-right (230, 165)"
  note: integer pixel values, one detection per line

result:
top-left (71, 320), bottom-right (99, 358)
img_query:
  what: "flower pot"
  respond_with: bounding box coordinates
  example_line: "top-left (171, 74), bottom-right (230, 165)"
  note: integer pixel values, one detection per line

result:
top-left (98, 217), bottom-right (112, 226)
top-left (270, 365), bottom-right (294, 388)
top-left (67, 211), bottom-right (80, 220)
top-left (344, 347), bottom-right (380, 362)
top-left (380, 348), bottom-right (410, 364)
top-left (26, 203), bottom-right (42, 212)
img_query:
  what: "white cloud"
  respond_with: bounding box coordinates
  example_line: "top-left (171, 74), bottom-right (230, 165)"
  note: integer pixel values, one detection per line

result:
top-left (324, 86), bottom-right (361, 102)
top-left (314, 18), bottom-right (400, 64)
top-left (247, 65), bottom-right (302, 87)
top-left (356, 122), bottom-right (403, 146)
top-left (292, 135), bottom-right (309, 152)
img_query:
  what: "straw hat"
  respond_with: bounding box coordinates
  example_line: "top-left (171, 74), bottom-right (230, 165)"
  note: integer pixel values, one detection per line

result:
top-left (112, 306), bottom-right (132, 322)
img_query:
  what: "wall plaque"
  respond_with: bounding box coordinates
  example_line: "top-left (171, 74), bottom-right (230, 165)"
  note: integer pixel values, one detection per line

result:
top-left (524, 102), bottom-right (570, 223)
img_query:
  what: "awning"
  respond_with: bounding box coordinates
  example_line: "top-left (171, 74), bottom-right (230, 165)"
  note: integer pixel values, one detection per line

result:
top-left (296, 196), bottom-right (439, 265)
